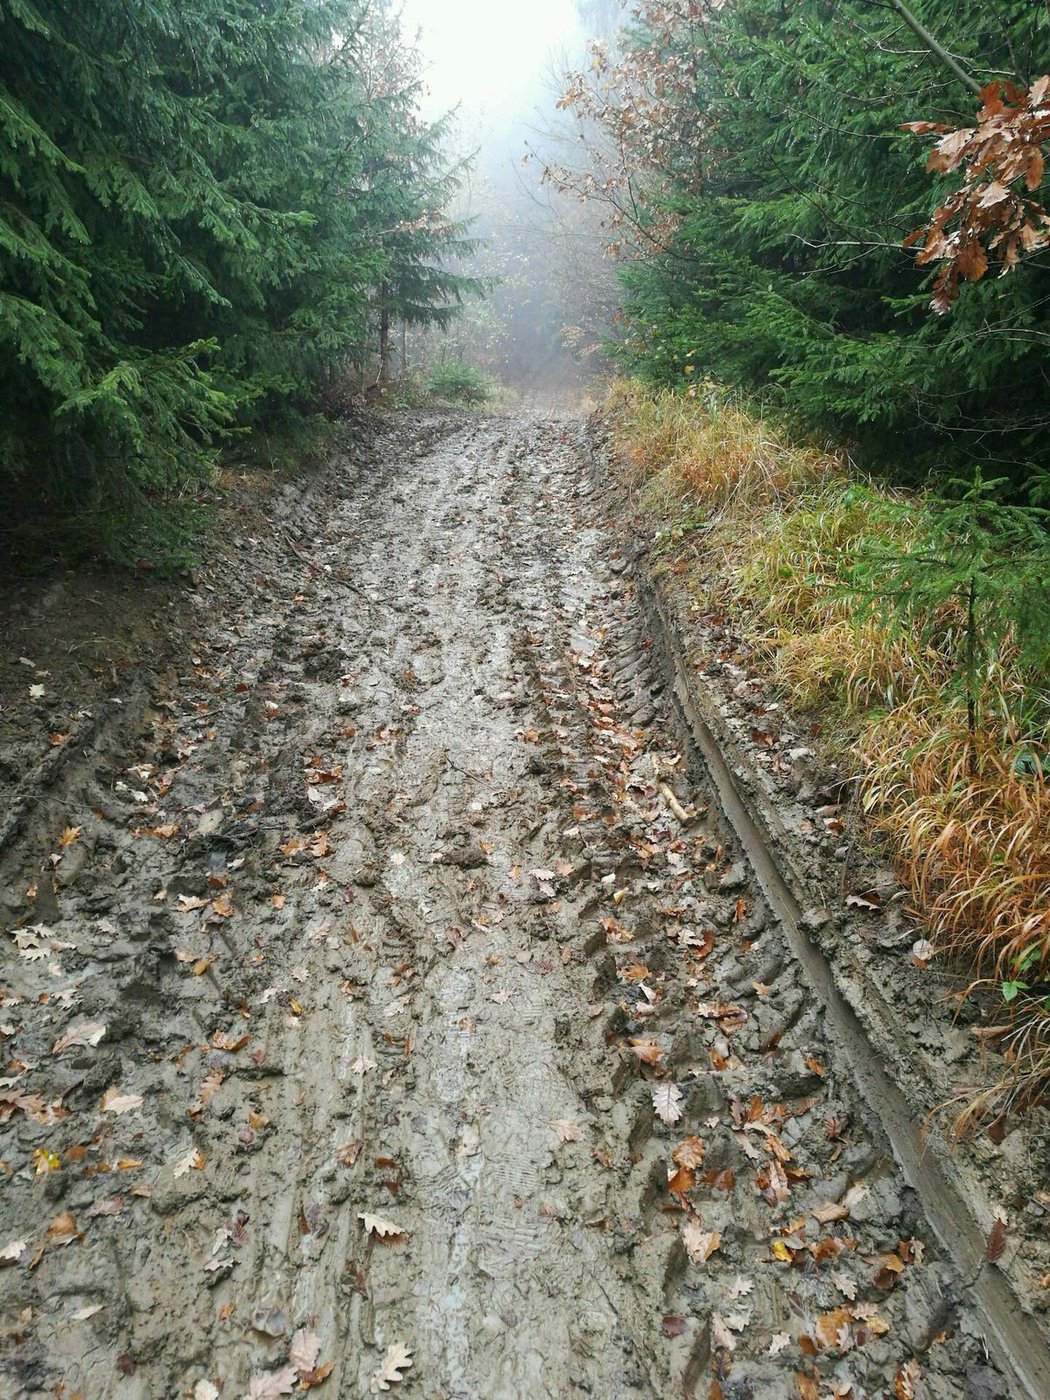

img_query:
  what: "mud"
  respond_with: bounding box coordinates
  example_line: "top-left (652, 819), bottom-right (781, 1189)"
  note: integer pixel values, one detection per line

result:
top-left (0, 412), bottom-right (1021, 1398)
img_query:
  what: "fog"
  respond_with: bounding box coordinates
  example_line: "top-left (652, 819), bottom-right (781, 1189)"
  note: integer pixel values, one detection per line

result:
top-left (397, 0), bottom-right (624, 400)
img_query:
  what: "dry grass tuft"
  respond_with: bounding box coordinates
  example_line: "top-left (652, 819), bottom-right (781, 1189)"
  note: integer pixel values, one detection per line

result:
top-left (605, 378), bottom-right (1050, 1121)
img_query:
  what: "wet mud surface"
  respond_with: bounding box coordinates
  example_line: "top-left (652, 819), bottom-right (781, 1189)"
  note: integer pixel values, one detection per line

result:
top-left (0, 414), bottom-right (1015, 1397)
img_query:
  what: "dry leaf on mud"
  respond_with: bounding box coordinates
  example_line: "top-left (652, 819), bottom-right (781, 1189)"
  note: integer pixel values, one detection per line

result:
top-left (985, 1210), bottom-right (1009, 1263)
top-left (0, 1239), bottom-right (26, 1267)
top-left (100, 1086), bottom-right (143, 1115)
top-left (550, 1119), bottom-right (581, 1142)
top-left (72, 1303), bottom-right (105, 1320)
top-left (46, 1211), bottom-right (79, 1244)
top-left (652, 1083), bottom-right (684, 1126)
top-left (627, 1038), bottom-right (664, 1066)
top-left (673, 1136), bottom-right (706, 1169)
top-left (173, 1146), bottom-right (205, 1178)
top-left (811, 1200), bottom-right (849, 1225)
top-left (681, 1220), bottom-right (721, 1264)
top-left (350, 1054), bottom-right (376, 1075)
top-left (135, 822), bottom-right (180, 839)
top-left (194, 1383), bottom-right (219, 1400)
top-left (336, 1140), bottom-right (362, 1167)
top-left (369, 1342), bottom-right (412, 1393)
top-left (769, 1333), bottom-right (791, 1356)
top-left (246, 1365), bottom-right (297, 1398)
top-left (58, 826), bottom-right (82, 848)
top-left (711, 1313), bottom-right (736, 1352)
top-left (895, 1359), bottom-right (922, 1399)
top-left (177, 895), bottom-right (210, 912)
top-left (289, 1328), bottom-right (321, 1371)
top-left (359, 1212), bottom-right (407, 1240)
top-left (52, 1020), bottom-right (106, 1055)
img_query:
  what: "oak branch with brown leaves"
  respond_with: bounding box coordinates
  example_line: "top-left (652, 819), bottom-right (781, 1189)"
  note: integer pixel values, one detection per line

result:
top-left (905, 77), bottom-right (1050, 313)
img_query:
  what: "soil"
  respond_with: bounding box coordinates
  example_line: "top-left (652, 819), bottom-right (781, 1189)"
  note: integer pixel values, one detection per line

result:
top-left (0, 410), bottom-right (1035, 1399)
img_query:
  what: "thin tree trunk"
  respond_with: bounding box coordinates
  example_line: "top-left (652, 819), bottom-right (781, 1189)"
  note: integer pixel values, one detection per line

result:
top-left (378, 286), bottom-right (391, 385)
top-left (886, 0), bottom-right (982, 95)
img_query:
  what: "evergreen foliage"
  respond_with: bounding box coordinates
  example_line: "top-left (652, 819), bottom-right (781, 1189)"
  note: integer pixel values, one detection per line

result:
top-left (563, 1), bottom-right (1050, 493)
top-left (0, 0), bottom-right (482, 562)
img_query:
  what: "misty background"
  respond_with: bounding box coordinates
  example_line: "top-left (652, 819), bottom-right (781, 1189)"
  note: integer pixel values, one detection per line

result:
top-left (396, 0), bottom-right (624, 399)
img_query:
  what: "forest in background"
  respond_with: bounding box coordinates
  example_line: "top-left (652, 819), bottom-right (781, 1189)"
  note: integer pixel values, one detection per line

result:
top-left (548, 0), bottom-right (1050, 494)
top-left (0, 0), bottom-right (482, 565)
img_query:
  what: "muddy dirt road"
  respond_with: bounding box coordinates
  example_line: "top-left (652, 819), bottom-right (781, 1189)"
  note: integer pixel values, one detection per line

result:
top-left (0, 415), bottom-right (1010, 1398)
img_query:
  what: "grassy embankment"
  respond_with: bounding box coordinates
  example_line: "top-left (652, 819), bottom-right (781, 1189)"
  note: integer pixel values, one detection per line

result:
top-left (604, 378), bottom-right (1050, 1123)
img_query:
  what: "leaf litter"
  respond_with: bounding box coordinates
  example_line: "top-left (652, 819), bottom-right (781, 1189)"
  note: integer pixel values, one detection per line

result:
top-left (0, 413), bottom-right (1015, 1400)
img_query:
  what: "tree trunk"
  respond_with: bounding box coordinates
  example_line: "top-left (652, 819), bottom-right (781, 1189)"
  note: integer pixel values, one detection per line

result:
top-left (378, 286), bottom-right (391, 384)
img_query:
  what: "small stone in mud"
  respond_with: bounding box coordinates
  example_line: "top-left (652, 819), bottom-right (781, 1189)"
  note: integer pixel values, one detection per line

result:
top-left (799, 907), bottom-right (831, 933)
top-left (719, 862), bottom-right (748, 892)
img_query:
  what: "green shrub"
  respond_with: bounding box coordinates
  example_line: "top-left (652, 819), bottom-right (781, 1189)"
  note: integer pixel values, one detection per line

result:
top-left (426, 361), bottom-right (490, 404)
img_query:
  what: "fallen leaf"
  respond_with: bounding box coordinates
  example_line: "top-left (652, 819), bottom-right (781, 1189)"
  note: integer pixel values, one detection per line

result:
top-left (85, 1196), bottom-right (124, 1218)
top-left (289, 1329), bottom-right (321, 1371)
top-left (911, 938), bottom-right (935, 966)
top-left (134, 823), bottom-right (179, 839)
top-left (985, 1210), bottom-right (1009, 1263)
top-left (52, 1021), bottom-right (106, 1055)
top-left (350, 1055), bottom-right (376, 1075)
top-left (673, 1136), bottom-right (706, 1169)
top-left (769, 1333), bottom-right (791, 1356)
top-left (194, 1383), bottom-right (219, 1400)
top-left (59, 826), bottom-right (82, 849)
top-left (0, 1239), bottom-right (26, 1267)
top-left (359, 1212), bottom-right (407, 1239)
top-left (652, 1082), bottom-right (684, 1126)
top-left (661, 1315), bottom-right (687, 1337)
top-left (173, 1146), bottom-right (205, 1178)
top-left (176, 895), bottom-right (210, 912)
top-left (100, 1087), bottom-right (143, 1115)
top-left (73, 1302), bottom-right (106, 1320)
top-left (369, 1342), bottom-right (413, 1393)
top-left (33, 1148), bottom-right (61, 1175)
top-left (46, 1210), bottom-right (79, 1243)
top-left (247, 1367), bottom-right (297, 1398)
top-left (712, 1312), bottom-right (736, 1352)
top-left (681, 1220), bottom-right (721, 1264)
top-left (845, 891), bottom-right (881, 911)
top-left (895, 1359), bottom-right (922, 1400)
top-left (550, 1119), bottom-right (580, 1142)
top-left (299, 1361), bottom-right (333, 1390)
top-left (627, 1038), bottom-right (664, 1066)
top-left (811, 1201), bottom-right (849, 1225)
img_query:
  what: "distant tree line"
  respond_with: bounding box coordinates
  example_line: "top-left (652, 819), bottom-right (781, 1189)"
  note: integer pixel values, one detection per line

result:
top-left (552, 1), bottom-right (1050, 496)
top-left (0, 0), bottom-right (481, 563)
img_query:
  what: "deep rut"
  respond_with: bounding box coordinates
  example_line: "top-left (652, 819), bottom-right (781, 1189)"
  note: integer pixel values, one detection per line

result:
top-left (0, 414), bottom-right (1008, 1399)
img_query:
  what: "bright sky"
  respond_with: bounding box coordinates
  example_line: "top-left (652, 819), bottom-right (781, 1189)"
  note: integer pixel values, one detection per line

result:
top-left (400, 0), bottom-right (583, 117)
